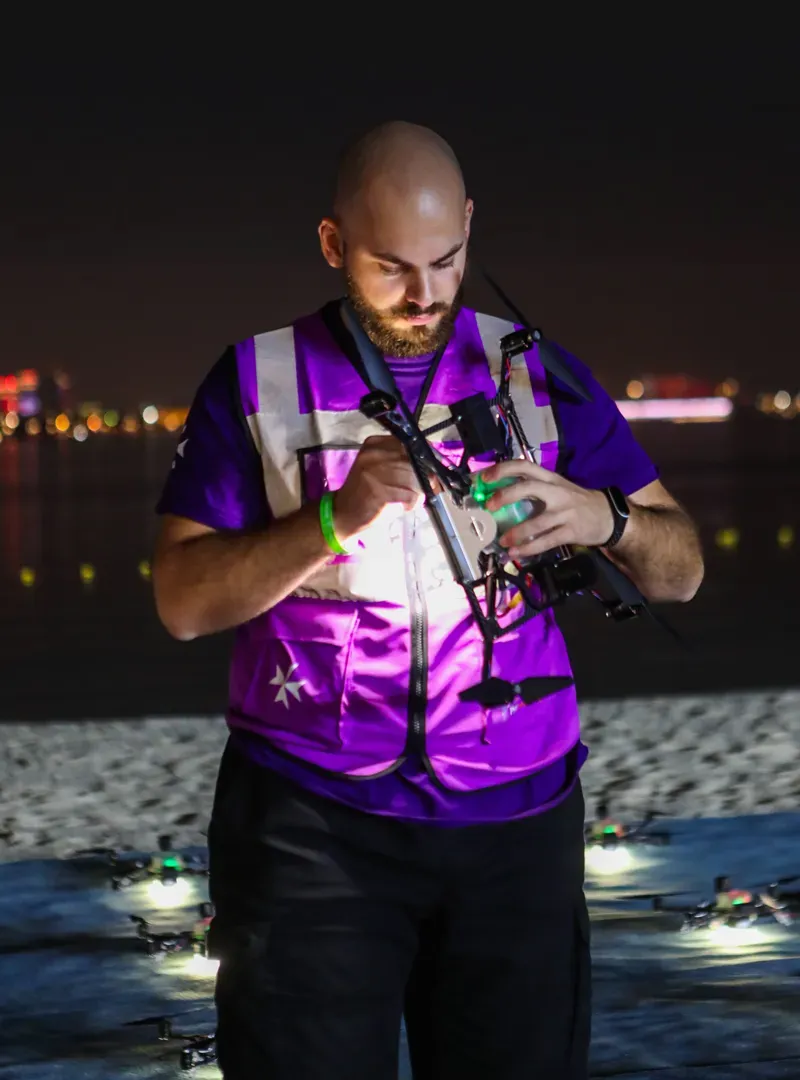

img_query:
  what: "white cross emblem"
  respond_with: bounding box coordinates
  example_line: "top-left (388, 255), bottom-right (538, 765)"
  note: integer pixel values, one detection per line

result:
top-left (269, 662), bottom-right (308, 708)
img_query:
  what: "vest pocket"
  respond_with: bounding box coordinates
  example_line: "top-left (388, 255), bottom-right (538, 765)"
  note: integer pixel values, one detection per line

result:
top-left (297, 444), bottom-right (360, 504)
top-left (239, 604), bottom-right (360, 751)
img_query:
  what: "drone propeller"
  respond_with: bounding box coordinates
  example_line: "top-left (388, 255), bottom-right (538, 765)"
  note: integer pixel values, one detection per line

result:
top-left (71, 846), bottom-right (119, 857)
top-left (460, 674), bottom-right (573, 707)
top-left (620, 871), bottom-right (797, 906)
top-left (481, 269), bottom-right (592, 403)
top-left (621, 890), bottom-right (688, 902)
top-left (770, 873), bottom-right (800, 887)
top-left (125, 1004), bottom-right (212, 1028)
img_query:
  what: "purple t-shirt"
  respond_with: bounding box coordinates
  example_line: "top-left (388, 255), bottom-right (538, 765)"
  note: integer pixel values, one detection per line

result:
top-left (157, 318), bottom-right (658, 825)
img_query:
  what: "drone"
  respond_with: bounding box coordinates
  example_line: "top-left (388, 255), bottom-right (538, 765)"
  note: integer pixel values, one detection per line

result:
top-left (130, 902), bottom-right (214, 960)
top-left (330, 288), bottom-right (680, 709)
top-left (71, 833), bottom-right (208, 892)
top-left (127, 1013), bottom-right (216, 1071)
top-left (650, 875), bottom-right (796, 933)
top-left (585, 802), bottom-right (671, 851)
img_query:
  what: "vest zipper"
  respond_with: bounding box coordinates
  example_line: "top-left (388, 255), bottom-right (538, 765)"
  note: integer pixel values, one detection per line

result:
top-left (404, 510), bottom-right (429, 755)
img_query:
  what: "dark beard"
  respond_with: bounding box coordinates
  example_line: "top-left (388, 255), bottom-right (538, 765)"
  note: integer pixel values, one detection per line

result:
top-left (344, 271), bottom-right (463, 358)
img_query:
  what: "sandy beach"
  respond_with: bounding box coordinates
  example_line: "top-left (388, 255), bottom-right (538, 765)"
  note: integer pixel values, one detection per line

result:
top-left (1, 688), bottom-right (798, 861)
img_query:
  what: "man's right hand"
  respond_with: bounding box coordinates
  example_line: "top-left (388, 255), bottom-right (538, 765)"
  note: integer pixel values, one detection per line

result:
top-left (333, 436), bottom-right (422, 540)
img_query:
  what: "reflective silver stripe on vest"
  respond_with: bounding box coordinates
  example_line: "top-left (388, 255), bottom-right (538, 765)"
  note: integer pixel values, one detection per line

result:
top-left (474, 312), bottom-right (559, 461)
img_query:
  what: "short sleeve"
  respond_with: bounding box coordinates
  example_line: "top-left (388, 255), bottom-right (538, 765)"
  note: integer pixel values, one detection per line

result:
top-left (549, 348), bottom-right (659, 496)
top-left (156, 347), bottom-right (270, 531)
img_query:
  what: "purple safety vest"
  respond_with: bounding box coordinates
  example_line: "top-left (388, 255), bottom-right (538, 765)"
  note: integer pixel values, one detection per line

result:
top-left (226, 303), bottom-right (579, 792)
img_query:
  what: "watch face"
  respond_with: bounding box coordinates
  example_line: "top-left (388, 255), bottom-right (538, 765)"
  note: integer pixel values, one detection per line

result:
top-left (608, 486), bottom-right (630, 519)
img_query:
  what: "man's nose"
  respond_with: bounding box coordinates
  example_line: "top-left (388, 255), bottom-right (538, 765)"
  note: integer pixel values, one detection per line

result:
top-left (405, 272), bottom-right (434, 308)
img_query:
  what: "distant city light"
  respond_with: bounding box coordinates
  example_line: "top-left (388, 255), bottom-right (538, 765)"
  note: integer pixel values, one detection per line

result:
top-left (616, 397), bottom-right (734, 422)
top-left (18, 369), bottom-right (39, 391)
top-left (55, 413), bottom-right (70, 433)
top-left (142, 405), bottom-right (159, 425)
top-left (25, 418), bottom-right (41, 436)
top-left (777, 526), bottom-right (795, 550)
top-left (19, 567), bottom-right (36, 587)
top-left (72, 423), bottom-right (88, 442)
top-left (773, 390), bottom-right (791, 411)
top-left (626, 380), bottom-right (644, 399)
top-left (716, 378), bottom-right (739, 398)
top-left (104, 410), bottom-right (120, 428)
top-left (79, 563), bottom-right (96, 585)
top-left (86, 413), bottom-right (102, 433)
top-left (162, 410), bottom-right (183, 432)
top-left (5, 411), bottom-right (19, 430)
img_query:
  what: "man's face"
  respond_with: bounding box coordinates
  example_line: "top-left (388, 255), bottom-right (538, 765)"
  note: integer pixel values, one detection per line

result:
top-left (320, 191), bottom-right (472, 357)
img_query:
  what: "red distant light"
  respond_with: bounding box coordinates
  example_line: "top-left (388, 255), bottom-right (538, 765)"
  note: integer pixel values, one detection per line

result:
top-left (18, 369), bottom-right (39, 391)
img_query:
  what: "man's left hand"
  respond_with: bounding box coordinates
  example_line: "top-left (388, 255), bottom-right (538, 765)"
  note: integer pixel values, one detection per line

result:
top-left (480, 460), bottom-right (615, 559)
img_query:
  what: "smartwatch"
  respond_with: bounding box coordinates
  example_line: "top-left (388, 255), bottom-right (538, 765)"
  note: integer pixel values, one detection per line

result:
top-left (601, 486), bottom-right (630, 548)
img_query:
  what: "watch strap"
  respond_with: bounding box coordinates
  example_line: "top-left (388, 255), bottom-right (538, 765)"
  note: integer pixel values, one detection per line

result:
top-left (602, 486), bottom-right (629, 548)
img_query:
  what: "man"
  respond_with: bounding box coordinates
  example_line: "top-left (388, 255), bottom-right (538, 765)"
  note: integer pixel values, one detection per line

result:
top-left (153, 121), bottom-right (703, 1079)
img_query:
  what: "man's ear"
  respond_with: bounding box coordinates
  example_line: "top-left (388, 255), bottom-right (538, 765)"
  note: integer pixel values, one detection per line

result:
top-left (318, 218), bottom-right (344, 268)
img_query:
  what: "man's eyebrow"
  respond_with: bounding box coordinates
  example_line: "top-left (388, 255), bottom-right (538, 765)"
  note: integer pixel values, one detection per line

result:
top-left (372, 241), bottom-right (464, 268)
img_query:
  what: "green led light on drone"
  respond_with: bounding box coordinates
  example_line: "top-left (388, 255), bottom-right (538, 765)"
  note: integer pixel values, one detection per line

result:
top-left (603, 825), bottom-right (617, 834)
top-left (162, 857), bottom-right (179, 869)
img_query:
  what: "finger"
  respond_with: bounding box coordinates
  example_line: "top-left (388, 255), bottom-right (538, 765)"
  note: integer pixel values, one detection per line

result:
top-left (507, 524), bottom-right (571, 560)
top-left (481, 459), bottom-right (555, 485)
top-left (380, 484), bottom-right (425, 510)
top-left (363, 452), bottom-right (411, 470)
top-left (361, 435), bottom-right (414, 463)
top-left (377, 465), bottom-right (423, 491)
top-left (485, 480), bottom-right (553, 512)
top-left (386, 487), bottom-right (424, 510)
top-left (362, 435), bottom-right (400, 449)
top-left (499, 513), bottom-right (566, 552)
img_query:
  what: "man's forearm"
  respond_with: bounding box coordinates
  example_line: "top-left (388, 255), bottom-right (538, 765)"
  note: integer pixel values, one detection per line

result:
top-left (605, 502), bottom-right (704, 603)
top-left (154, 501), bottom-right (333, 640)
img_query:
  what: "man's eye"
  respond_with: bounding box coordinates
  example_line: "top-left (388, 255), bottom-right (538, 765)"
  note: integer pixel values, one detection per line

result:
top-left (435, 260), bottom-right (455, 271)
top-left (378, 264), bottom-right (402, 276)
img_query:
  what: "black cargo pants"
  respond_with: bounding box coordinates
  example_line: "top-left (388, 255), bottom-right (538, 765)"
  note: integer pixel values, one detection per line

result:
top-left (207, 739), bottom-right (591, 1079)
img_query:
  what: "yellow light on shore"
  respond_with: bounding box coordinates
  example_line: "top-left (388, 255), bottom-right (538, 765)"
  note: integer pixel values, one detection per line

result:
top-left (715, 527), bottom-right (740, 551)
top-left (777, 526), bottom-right (795, 549)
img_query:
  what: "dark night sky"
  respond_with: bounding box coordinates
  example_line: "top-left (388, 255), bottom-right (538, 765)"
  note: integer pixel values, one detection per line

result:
top-left (1, 50), bottom-right (798, 407)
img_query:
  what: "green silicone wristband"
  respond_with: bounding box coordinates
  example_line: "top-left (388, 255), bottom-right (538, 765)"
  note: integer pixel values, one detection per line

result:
top-left (319, 493), bottom-right (348, 555)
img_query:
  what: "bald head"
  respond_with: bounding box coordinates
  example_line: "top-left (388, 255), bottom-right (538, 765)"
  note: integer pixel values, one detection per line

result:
top-left (319, 121), bottom-right (473, 357)
top-left (333, 121), bottom-right (466, 224)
